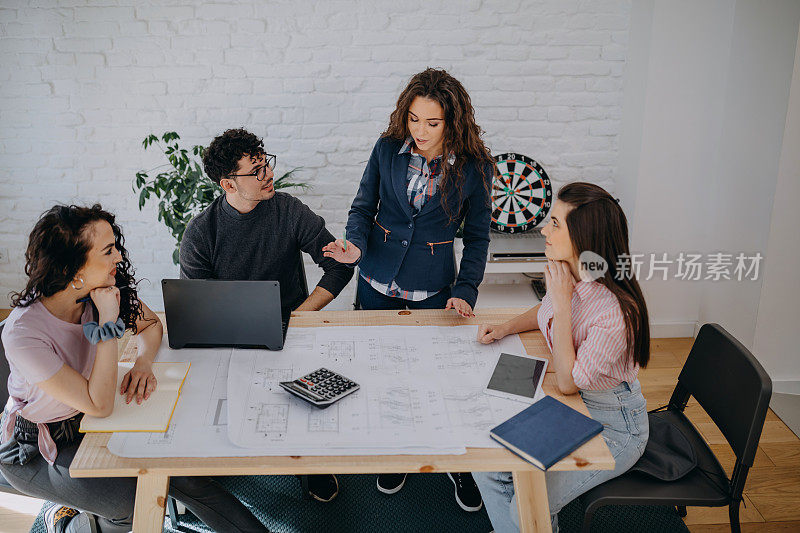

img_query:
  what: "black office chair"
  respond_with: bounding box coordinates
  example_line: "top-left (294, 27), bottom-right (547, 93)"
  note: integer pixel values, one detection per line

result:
top-left (298, 256), bottom-right (309, 300)
top-left (0, 318), bottom-right (26, 496)
top-left (353, 267), bottom-right (361, 310)
top-left (579, 323), bottom-right (772, 533)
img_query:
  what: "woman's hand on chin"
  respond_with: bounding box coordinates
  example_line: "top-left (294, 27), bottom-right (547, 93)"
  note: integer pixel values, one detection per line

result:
top-left (545, 260), bottom-right (575, 315)
top-left (90, 285), bottom-right (120, 324)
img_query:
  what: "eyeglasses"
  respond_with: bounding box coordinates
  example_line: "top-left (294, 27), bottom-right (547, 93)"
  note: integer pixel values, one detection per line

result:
top-left (227, 153), bottom-right (277, 181)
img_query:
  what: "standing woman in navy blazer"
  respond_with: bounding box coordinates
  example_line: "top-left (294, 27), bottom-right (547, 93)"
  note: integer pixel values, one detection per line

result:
top-left (323, 68), bottom-right (494, 511)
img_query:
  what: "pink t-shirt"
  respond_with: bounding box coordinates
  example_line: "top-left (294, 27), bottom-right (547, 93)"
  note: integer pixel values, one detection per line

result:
top-left (537, 280), bottom-right (639, 391)
top-left (1, 300), bottom-right (96, 463)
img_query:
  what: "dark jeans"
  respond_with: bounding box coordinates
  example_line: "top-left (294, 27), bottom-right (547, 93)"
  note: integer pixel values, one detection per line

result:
top-left (0, 434), bottom-right (267, 533)
top-left (357, 275), bottom-right (451, 310)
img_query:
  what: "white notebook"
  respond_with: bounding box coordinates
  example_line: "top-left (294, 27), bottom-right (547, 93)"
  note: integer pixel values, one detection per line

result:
top-left (79, 361), bottom-right (190, 433)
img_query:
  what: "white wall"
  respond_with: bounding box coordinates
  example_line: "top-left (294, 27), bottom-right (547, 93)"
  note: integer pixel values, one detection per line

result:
top-left (0, 0), bottom-right (632, 309)
top-left (752, 21), bottom-right (800, 391)
top-left (695, 1), bottom-right (800, 348)
top-left (618, 0), bottom-right (800, 340)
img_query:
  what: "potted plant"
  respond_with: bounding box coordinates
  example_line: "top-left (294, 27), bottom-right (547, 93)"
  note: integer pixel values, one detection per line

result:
top-left (133, 131), bottom-right (308, 264)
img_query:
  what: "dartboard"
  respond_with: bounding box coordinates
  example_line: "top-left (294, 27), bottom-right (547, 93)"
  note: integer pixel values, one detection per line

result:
top-left (491, 153), bottom-right (552, 233)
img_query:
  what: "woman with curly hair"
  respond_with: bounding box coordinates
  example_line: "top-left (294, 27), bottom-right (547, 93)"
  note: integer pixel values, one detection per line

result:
top-left (323, 68), bottom-right (494, 511)
top-left (0, 205), bottom-right (268, 532)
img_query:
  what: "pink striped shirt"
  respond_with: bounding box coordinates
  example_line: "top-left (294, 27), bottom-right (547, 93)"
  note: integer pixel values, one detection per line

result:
top-left (537, 280), bottom-right (639, 391)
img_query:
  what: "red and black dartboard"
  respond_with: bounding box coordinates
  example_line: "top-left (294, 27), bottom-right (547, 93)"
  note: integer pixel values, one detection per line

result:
top-left (491, 153), bottom-right (552, 233)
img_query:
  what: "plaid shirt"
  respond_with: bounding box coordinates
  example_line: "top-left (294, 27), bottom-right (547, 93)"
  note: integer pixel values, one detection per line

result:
top-left (360, 138), bottom-right (455, 302)
top-left (403, 137), bottom-right (445, 213)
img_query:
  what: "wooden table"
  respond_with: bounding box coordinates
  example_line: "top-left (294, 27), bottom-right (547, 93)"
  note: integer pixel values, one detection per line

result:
top-left (70, 308), bottom-right (614, 532)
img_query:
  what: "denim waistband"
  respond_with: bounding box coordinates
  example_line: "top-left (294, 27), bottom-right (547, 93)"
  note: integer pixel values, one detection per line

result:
top-left (580, 379), bottom-right (643, 401)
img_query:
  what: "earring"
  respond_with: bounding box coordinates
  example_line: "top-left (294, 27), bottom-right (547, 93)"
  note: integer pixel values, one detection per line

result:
top-left (71, 276), bottom-right (85, 290)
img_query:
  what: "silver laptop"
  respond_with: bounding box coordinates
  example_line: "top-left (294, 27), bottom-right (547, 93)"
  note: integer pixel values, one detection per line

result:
top-left (162, 279), bottom-right (286, 350)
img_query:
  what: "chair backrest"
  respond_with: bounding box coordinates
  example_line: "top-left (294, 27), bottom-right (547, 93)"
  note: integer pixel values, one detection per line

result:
top-left (669, 323), bottom-right (772, 493)
top-left (298, 258), bottom-right (309, 300)
top-left (353, 267), bottom-right (361, 310)
top-left (1, 319), bottom-right (9, 410)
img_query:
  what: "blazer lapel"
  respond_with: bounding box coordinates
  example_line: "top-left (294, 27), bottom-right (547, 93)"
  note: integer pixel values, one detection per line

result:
top-left (391, 151), bottom-right (414, 219)
top-left (415, 188), bottom-right (443, 218)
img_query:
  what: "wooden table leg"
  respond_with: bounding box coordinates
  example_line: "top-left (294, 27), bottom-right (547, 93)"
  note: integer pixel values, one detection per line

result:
top-left (513, 469), bottom-right (552, 533)
top-left (133, 472), bottom-right (169, 533)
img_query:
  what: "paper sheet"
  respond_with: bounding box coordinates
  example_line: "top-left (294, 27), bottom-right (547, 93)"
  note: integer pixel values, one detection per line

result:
top-left (107, 336), bottom-right (466, 458)
top-left (227, 326), bottom-right (531, 451)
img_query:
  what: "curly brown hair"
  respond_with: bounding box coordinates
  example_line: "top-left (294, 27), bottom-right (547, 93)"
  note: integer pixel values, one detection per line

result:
top-left (9, 204), bottom-right (146, 333)
top-left (202, 128), bottom-right (265, 185)
top-left (383, 68), bottom-right (495, 219)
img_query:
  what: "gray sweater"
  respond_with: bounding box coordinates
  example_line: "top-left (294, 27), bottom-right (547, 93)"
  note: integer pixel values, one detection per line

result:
top-left (179, 193), bottom-right (353, 317)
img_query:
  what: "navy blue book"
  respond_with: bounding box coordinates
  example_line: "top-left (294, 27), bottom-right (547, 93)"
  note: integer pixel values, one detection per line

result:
top-left (489, 395), bottom-right (603, 470)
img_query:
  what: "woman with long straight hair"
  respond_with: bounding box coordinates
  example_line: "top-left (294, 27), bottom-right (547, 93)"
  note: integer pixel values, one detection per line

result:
top-left (0, 205), bottom-right (268, 533)
top-left (323, 67), bottom-right (494, 511)
top-left (474, 182), bottom-right (650, 532)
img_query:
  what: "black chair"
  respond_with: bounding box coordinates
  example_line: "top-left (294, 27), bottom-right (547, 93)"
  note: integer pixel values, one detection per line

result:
top-left (298, 256), bottom-right (309, 300)
top-left (579, 323), bottom-right (772, 533)
top-left (353, 267), bottom-right (361, 310)
top-left (1, 317), bottom-right (27, 496)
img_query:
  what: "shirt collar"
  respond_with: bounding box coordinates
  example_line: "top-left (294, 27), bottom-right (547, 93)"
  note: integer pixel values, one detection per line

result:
top-left (574, 279), bottom-right (597, 301)
top-left (399, 137), bottom-right (457, 167)
top-left (399, 137), bottom-right (414, 155)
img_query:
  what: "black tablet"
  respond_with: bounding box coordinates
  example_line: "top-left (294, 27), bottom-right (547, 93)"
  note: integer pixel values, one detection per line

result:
top-left (485, 352), bottom-right (549, 403)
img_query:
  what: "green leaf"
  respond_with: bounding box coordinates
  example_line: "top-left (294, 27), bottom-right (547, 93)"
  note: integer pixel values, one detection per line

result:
top-left (273, 167), bottom-right (309, 190)
top-left (172, 248), bottom-right (180, 265)
top-left (142, 134), bottom-right (158, 148)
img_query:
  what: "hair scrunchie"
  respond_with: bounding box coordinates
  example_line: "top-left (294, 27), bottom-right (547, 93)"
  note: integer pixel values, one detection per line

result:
top-left (82, 318), bottom-right (126, 344)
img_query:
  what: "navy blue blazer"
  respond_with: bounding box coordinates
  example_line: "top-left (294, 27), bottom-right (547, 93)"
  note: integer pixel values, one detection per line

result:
top-left (345, 136), bottom-right (492, 308)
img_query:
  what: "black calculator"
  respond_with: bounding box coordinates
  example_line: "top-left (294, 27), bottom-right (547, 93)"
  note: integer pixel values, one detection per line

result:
top-left (279, 368), bottom-right (360, 409)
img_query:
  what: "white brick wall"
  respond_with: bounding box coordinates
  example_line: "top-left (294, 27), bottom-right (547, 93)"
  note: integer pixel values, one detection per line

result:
top-left (0, 0), bottom-right (631, 309)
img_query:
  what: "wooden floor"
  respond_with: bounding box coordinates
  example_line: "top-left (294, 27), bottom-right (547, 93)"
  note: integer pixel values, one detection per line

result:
top-left (0, 332), bottom-right (798, 532)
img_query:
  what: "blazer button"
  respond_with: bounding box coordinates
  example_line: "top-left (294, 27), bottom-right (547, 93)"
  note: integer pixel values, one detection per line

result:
top-left (401, 240), bottom-right (408, 247)
top-left (407, 223), bottom-right (412, 229)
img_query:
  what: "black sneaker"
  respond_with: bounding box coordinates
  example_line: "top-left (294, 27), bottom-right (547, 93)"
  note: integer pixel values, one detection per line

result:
top-left (299, 474), bottom-right (339, 502)
top-left (447, 472), bottom-right (483, 512)
top-left (376, 473), bottom-right (407, 495)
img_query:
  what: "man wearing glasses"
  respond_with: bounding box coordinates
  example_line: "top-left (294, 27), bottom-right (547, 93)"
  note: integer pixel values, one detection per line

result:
top-left (179, 128), bottom-right (352, 502)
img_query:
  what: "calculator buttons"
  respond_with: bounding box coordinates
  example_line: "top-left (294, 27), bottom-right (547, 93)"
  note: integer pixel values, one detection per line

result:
top-left (280, 368), bottom-right (360, 409)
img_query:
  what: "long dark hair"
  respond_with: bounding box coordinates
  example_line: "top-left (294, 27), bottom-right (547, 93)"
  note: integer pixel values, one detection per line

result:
top-left (10, 204), bottom-right (145, 333)
top-left (558, 183), bottom-right (650, 368)
top-left (383, 68), bottom-right (494, 220)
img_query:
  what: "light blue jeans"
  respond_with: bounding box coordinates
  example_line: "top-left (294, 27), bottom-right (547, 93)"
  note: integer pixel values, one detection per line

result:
top-left (474, 380), bottom-right (649, 533)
